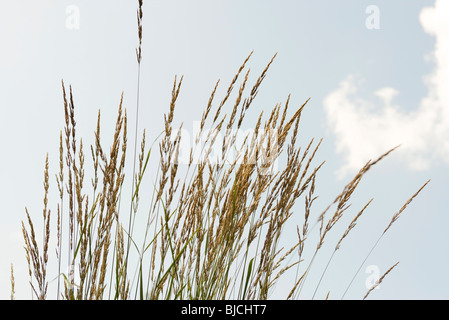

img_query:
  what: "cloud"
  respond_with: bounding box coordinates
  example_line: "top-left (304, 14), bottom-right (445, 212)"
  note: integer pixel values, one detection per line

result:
top-left (324, 0), bottom-right (449, 179)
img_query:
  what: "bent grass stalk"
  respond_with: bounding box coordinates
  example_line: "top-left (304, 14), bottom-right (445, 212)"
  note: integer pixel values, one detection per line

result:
top-left (341, 179), bottom-right (430, 299)
top-left (363, 261), bottom-right (399, 300)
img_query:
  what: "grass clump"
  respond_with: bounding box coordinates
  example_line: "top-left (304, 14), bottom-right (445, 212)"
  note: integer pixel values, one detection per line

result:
top-left (19, 1), bottom-right (429, 300)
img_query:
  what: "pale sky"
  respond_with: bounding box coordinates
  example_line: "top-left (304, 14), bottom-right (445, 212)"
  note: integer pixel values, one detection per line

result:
top-left (1, 0), bottom-right (447, 300)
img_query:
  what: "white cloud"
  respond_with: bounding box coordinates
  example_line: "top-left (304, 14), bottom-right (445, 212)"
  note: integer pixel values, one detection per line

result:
top-left (324, 0), bottom-right (449, 178)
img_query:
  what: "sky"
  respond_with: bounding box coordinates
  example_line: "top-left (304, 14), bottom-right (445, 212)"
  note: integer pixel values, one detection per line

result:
top-left (0, 0), bottom-right (448, 300)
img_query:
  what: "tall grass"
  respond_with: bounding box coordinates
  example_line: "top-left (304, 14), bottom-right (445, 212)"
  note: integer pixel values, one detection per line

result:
top-left (17, 1), bottom-right (429, 300)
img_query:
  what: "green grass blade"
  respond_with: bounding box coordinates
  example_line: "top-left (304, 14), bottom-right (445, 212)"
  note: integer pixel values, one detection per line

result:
top-left (155, 227), bottom-right (200, 295)
top-left (242, 257), bottom-right (254, 299)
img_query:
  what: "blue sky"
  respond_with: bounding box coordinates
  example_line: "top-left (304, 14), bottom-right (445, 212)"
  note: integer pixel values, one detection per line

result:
top-left (0, 0), bottom-right (447, 299)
